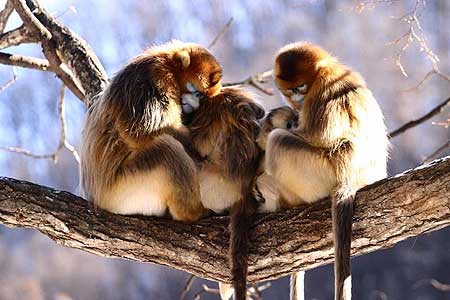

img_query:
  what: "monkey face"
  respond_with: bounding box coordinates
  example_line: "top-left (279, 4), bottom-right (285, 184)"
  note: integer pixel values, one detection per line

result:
top-left (257, 106), bottom-right (298, 149)
top-left (269, 107), bottom-right (299, 130)
top-left (176, 46), bottom-right (223, 99)
top-left (273, 42), bottom-right (330, 109)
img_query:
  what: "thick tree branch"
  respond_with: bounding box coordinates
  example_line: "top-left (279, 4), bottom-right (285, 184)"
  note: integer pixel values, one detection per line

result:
top-left (41, 41), bottom-right (85, 100)
top-left (24, 0), bottom-right (108, 103)
top-left (11, 0), bottom-right (51, 40)
top-left (0, 156), bottom-right (449, 283)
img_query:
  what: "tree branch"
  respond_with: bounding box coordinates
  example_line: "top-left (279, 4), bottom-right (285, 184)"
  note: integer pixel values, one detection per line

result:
top-left (224, 70), bottom-right (274, 95)
top-left (389, 95), bottom-right (450, 138)
top-left (23, 0), bottom-right (108, 103)
top-left (0, 25), bottom-right (38, 49)
top-left (0, 52), bottom-right (51, 71)
top-left (0, 0), bottom-right (14, 33)
top-left (0, 156), bottom-right (449, 283)
top-left (41, 41), bottom-right (85, 100)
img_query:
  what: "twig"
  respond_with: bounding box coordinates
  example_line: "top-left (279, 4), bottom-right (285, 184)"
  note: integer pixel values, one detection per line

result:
top-left (0, 52), bottom-right (51, 71)
top-left (224, 70), bottom-right (274, 95)
top-left (0, 25), bottom-right (38, 50)
top-left (423, 140), bottom-right (450, 164)
top-left (11, 0), bottom-right (51, 40)
top-left (0, 84), bottom-right (80, 163)
top-left (389, 96), bottom-right (450, 138)
top-left (208, 17), bottom-right (233, 49)
top-left (57, 84), bottom-right (80, 163)
top-left (388, 0), bottom-right (450, 88)
top-left (403, 67), bottom-right (450, 92)
top-left (192, 284), bottom-right (220, 300)
top-left (0, 0), bottom-right (14, 33)
top-left (352, 0), bottom-right (399, 13)
top-left (183, 278), bottom-right (272, 300)
top-left (413, 278), bottom-right (450, 292)
top-left (180, 275), bottom-right (196, 300)
top-left (0, 66), bottom-right (17, 93)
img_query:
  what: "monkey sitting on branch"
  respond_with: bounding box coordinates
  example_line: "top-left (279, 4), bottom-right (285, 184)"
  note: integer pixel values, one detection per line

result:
top-left (80, 40), bottom-right (222, 222)
top-left (182, 86), bottom-right (264, 300)
top-left (265, 42), bottom-right (389, 300)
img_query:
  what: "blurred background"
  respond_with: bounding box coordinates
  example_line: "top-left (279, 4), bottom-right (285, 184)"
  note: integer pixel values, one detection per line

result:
top-left (0, 0), bottom-right (449, 299)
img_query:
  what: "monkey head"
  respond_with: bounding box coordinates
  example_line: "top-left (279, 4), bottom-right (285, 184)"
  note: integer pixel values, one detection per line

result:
top-left (175, 43), bottom-right (223, 98)
top-left (173, 43), bottom-right (222, 115)
top-left (257, 106), bottom-right (298, 150)
top-left (273, 42), bottom-right (331, 110)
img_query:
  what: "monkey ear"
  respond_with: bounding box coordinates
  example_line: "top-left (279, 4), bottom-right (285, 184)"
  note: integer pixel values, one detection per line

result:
top-left (175, 50), bottom-right (191, 69)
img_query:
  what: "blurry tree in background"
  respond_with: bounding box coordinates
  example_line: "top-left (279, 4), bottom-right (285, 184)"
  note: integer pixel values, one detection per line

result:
top-left (0, 0), bottom-right (449, 299)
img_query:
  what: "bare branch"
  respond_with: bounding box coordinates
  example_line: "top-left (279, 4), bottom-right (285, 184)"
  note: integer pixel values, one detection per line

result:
top-left (423, 140), bottom-right (450, 164)
top-left (0, 66), bottom-right (17, 93)
top-left (402, 66), bottom-right (450, 92)
top-left (0, 52), bottom-right (51, 71)
top-left (11, 0), bottom-right (51, 40)
top-left (24, 0), bottom-right (108, 102)
top-left (42, 41), bottom-right (85, 100)
top-left (389, 95), bottom-right (450, 138)
top-left (388, 0), bottom-right (450, 86)
top-left (180, 275), bottom-right (196, 300)
top-left (351, 0), bottom-right (399, 13)
top-left (192, 284), bottom-right (220, 300)
top-left (224, 70), bottom-right (274, 95)
top-left (208, 17), bottom-right (233, 49)
top-left (0, 84), bottom-right (80, 163)
top-left (0, 1), bottom-right (14, 33)
top-left (414, 279), bottom-right (450, 292)
top-left (0, 25), bottom-right (38, 49)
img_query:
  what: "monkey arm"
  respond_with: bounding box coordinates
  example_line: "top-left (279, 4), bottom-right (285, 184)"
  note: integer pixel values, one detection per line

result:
top-left (164, 127), bottom-right (205, 164)
top-left (265, 128), bottom-right (336, 204)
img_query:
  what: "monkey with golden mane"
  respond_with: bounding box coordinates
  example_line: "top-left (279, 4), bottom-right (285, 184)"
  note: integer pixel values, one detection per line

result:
top-left (80, 41), bottom-right (222, 222)
top-left (183, 87), bottom-right (264, 300)
top-left (266, 42), bottom-right (389, 300)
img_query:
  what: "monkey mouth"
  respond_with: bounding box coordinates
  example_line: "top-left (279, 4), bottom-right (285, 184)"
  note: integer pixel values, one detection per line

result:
top-left (291, 93), bottom-right (305, 104)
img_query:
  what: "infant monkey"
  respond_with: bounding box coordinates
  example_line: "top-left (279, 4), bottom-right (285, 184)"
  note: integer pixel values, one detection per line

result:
top-left (255, 106), bottom-right (299, 212)
top-left (184, 87), bottom-right (264, 300)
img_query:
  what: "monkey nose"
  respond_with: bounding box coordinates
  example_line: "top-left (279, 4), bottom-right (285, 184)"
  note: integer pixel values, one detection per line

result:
top-left (292, 93), bottom-right (304, 104)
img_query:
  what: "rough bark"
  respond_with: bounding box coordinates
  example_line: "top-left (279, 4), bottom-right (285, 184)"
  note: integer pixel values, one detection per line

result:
top-left (1, 156), bottom-right (449, 283)
top-left (24, 0), bottom-right (108, 103)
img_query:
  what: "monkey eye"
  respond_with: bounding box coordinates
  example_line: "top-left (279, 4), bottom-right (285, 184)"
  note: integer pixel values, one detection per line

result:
top-left (194, 91), bottom-right (206, 101)
top-left (286, 122), bottom-right (292, 129)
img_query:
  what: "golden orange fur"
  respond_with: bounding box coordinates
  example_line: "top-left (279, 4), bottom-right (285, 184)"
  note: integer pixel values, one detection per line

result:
top-left (268, 42), bottom-right (389, 300)
top-left (80, 41), bottom-right (222, 222)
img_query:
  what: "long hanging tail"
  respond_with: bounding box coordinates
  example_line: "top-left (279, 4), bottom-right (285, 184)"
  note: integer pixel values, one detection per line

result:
top-left (332, 188), bottom-right (356, 300)
top-left (230, 182), bottom-right (258, 300)
top-left (290, 271), bottom-right (305, 300)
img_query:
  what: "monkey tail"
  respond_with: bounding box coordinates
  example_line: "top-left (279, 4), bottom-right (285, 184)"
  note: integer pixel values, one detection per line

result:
top-left (230, 180), bottom-right (258, 300)
top-left (332, 187), bottom-right (356, 300)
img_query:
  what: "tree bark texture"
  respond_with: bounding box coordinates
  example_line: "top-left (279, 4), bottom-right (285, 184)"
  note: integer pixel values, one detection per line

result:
top-left (1, 156), bottom-right (449, 283)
